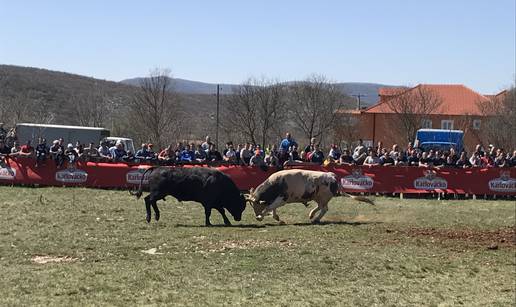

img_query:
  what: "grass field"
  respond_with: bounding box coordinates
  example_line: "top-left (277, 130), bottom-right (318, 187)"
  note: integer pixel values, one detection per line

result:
top-left (0, 186), bottom-right (514, 306)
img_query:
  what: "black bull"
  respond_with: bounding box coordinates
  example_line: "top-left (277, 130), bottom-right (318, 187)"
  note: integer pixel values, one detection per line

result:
top-left (131, 167), bottom-right (247, 226)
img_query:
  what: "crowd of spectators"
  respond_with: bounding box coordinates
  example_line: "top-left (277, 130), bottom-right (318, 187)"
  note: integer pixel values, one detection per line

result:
top-left (1, 126), bottom-right (515, 169)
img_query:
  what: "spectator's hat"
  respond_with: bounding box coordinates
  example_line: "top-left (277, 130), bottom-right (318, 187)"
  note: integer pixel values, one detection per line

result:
top-left (115, 140), bottom-right (122, 145)
top-left (67, 143), bottom-right (73, 149)
top-left (53, 140), bottom-right (59, 145)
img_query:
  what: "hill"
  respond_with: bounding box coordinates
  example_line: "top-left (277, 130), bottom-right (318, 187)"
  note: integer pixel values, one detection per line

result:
top-left (121, 78), bottom-right (393, 106)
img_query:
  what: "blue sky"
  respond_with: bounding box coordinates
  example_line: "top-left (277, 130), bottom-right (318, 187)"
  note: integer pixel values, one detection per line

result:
top-left (0, 0), bottom-right (514, 93)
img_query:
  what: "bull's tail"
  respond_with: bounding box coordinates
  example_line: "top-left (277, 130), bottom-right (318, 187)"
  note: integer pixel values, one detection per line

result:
top-left (341, 192), bottom-right (375, 205)
top-left (129, 166), bottom-right (157, 199)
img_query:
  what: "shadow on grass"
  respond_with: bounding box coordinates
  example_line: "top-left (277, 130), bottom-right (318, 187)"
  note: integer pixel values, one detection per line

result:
top-left (174, 220), bottom-right (381, 228)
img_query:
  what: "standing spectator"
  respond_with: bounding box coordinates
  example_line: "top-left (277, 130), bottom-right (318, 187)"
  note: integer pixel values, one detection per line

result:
top-left (473, 144), bottom-right (484, 157)
top-left (0, 123), bottom-right (7, 141)
top-left (404, 142), bottom-right (414, 158)
top-left (147, 144), bottom-right (157, 160)
top-left (64, 143), bottom-right (78, 167)
top-left (195, 144), bottom-right (207, 163)
top-left (280, 132), bottom-right (297, 152)
top-left (375, 141), bottom-right (384, 157)
top-left (277, 147), bottom-right (289, 166)
top-left (83, 142), bottom-right (99, 161)
top-left (394, 152), bottom-right (406, 166)
top-left (494, 150), bottom-right (507, 167)
top-left (339, 149), bottom-right (354, 165)
top-left (264, 149), bottom-right (279, 167)
top-left (235, 144), bottom-right (243, 164)
top-left (35, 138), bottom-right (49, 167)
top-left (201, 136), bottom-right (213, 151)
top-left (310, 144), bottom-right (325, 164)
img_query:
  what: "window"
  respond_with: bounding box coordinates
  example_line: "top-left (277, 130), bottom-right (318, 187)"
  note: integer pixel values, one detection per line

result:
top-left (421, 119), bottom-right (432, 129)
top-left (441, 120), bottom-right (454, 130)
top-left (472, 119), bottom-right (481, 130)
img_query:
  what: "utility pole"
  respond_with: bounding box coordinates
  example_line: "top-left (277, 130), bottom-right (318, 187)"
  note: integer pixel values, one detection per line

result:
top-left (216, 84), bottom-right (220, 149)
top-left (351, 94), bottom-right (367, 110)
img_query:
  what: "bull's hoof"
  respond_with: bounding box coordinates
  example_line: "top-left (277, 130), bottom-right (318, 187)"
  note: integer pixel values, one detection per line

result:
top-left (278, 220), bottom-right (286, 225)
top-left (146, 215), bottom-right (151, 223)
top-left (224, 223), bottom-right (232, 227)
top-left (205, 223), bottom-right (213, 227)
top-left (256, 215), bottom-right (264, 222)
top-left (155, 213), bottom-right (160, 221)
top-left (311, 219), bottom-right (321, 225)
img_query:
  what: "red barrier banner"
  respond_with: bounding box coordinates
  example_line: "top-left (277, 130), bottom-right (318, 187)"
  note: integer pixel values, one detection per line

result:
top-left (0, 158), bottom-right (514, 195)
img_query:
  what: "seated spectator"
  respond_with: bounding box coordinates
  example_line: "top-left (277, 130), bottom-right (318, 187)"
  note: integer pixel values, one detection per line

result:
top-left (10, 141), bottom-right (20, 154)
top-left (223, 143), bottom-right (237, 163)
top-left (235, 144), bottom-right (243, 164)
top-left (19, 140), bottom-right (35, 158)
top-left (310, 144), bottom-right (325, 164)
top-left (494, 151), bottom-right (507, 168)
top-left (394, 152), bottom-right (406, 166)
top-left (250, 150), bottom-right (265, 167)
top-left (302, 138), bottom-right (316, 161)
top-left (289, 145), bottom-right (302, 162)
top-left (456, 152), bottom-right (472, 168)
top-left (448, 148), bottom-right (458, 164)
top-left (223, 142), bottom-right (233, 157)
top-left (195, 144), bottom-right (207, 163)
top-left (509, 150), bottom-right (516, 167)
top-left (473, 144), bottom-right (484, 157)
top-left (264, 150), bottom-right (279, 167)
top-left (363, 149), bottom-right (380, 166)
top-left (418, 152), bottom-right (433, 167)
top-left (75, 143), bottom-right (85, 161)
top-left (280, 132), bottom-right (297, 152)
top-left (432, 151), bottom-right (446, 167)
top-left (201, 136), bottom-right (213, 151)
top-left (480, 152), bottom-right (494, 167)
top-left (352, 139), bottom-right (367, 165)
top-left (328, 144), bottom-right (341, 162)
top-left (404, 142), bottom-right (413, 158)
top-left (0, 139), bottom-right (11, 163)
top-left (98, 141), bottom-right (112, 160)
top-left (64, 143), bottom-right (79, 167)
top-left (339, 149), bottom-right (354, 165)
top-left (135, 143), bottom-right (152, 161)
top-left (180, 144), bottom-right (195, 162)
top-left (83, 142), bottom-right (99, 161)
top-left (441, 155), bottom-right (456, 168)
top-left (389, 144), bottom-right (401, 160)
top-left (158, 145), bottom-right (175, 163)
top-left (147, 144), bottom-right (157, 160)
top-left (469, 152), bottom-right (482, 167)
top-left (49, 140), bottom-right (65, 167)
top-left (240, 143), bottom-right (253, 165)
top-left (35, 138), bottom-right (49, 167)
top-left (379, 151), bottom-right (395, 166)
top-left (406, 150), bottom-right (419, 166)
top-left (206, 144), bottom-right (223, 162)
top-left (109, 141), bottom-right (127, 162)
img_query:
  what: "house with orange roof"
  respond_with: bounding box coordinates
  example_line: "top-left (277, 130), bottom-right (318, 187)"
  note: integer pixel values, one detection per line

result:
top-left (337, 84), bottom-right (507, 152)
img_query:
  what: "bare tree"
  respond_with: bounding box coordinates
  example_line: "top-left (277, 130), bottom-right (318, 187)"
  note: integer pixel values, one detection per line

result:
top-left (476, 86), bottom-right (516, 150)
top-left (222, 78), bottom-right (286, 146)
top-left (384, 85), bottom-right (444, 143)
top-left (127, 69), bottom-right (182, 149)
top-left (71, 83), bottom-right (108, 127)
top-left (288, 75), bottom-right (347, 145)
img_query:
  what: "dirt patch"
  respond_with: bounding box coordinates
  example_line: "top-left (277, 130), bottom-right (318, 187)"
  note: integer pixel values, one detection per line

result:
top-left (400, 226), bottom-right (515, 248)
top-left (31, 255), bottom-right (78, 264)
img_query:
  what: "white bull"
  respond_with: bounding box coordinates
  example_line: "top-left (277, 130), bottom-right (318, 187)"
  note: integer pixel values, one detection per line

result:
top-left (245, 169), bottom-right (374, 224)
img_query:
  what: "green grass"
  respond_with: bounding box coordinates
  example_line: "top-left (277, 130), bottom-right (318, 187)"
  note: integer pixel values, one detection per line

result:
top-left (0, 186), bottom-right (514, 306)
